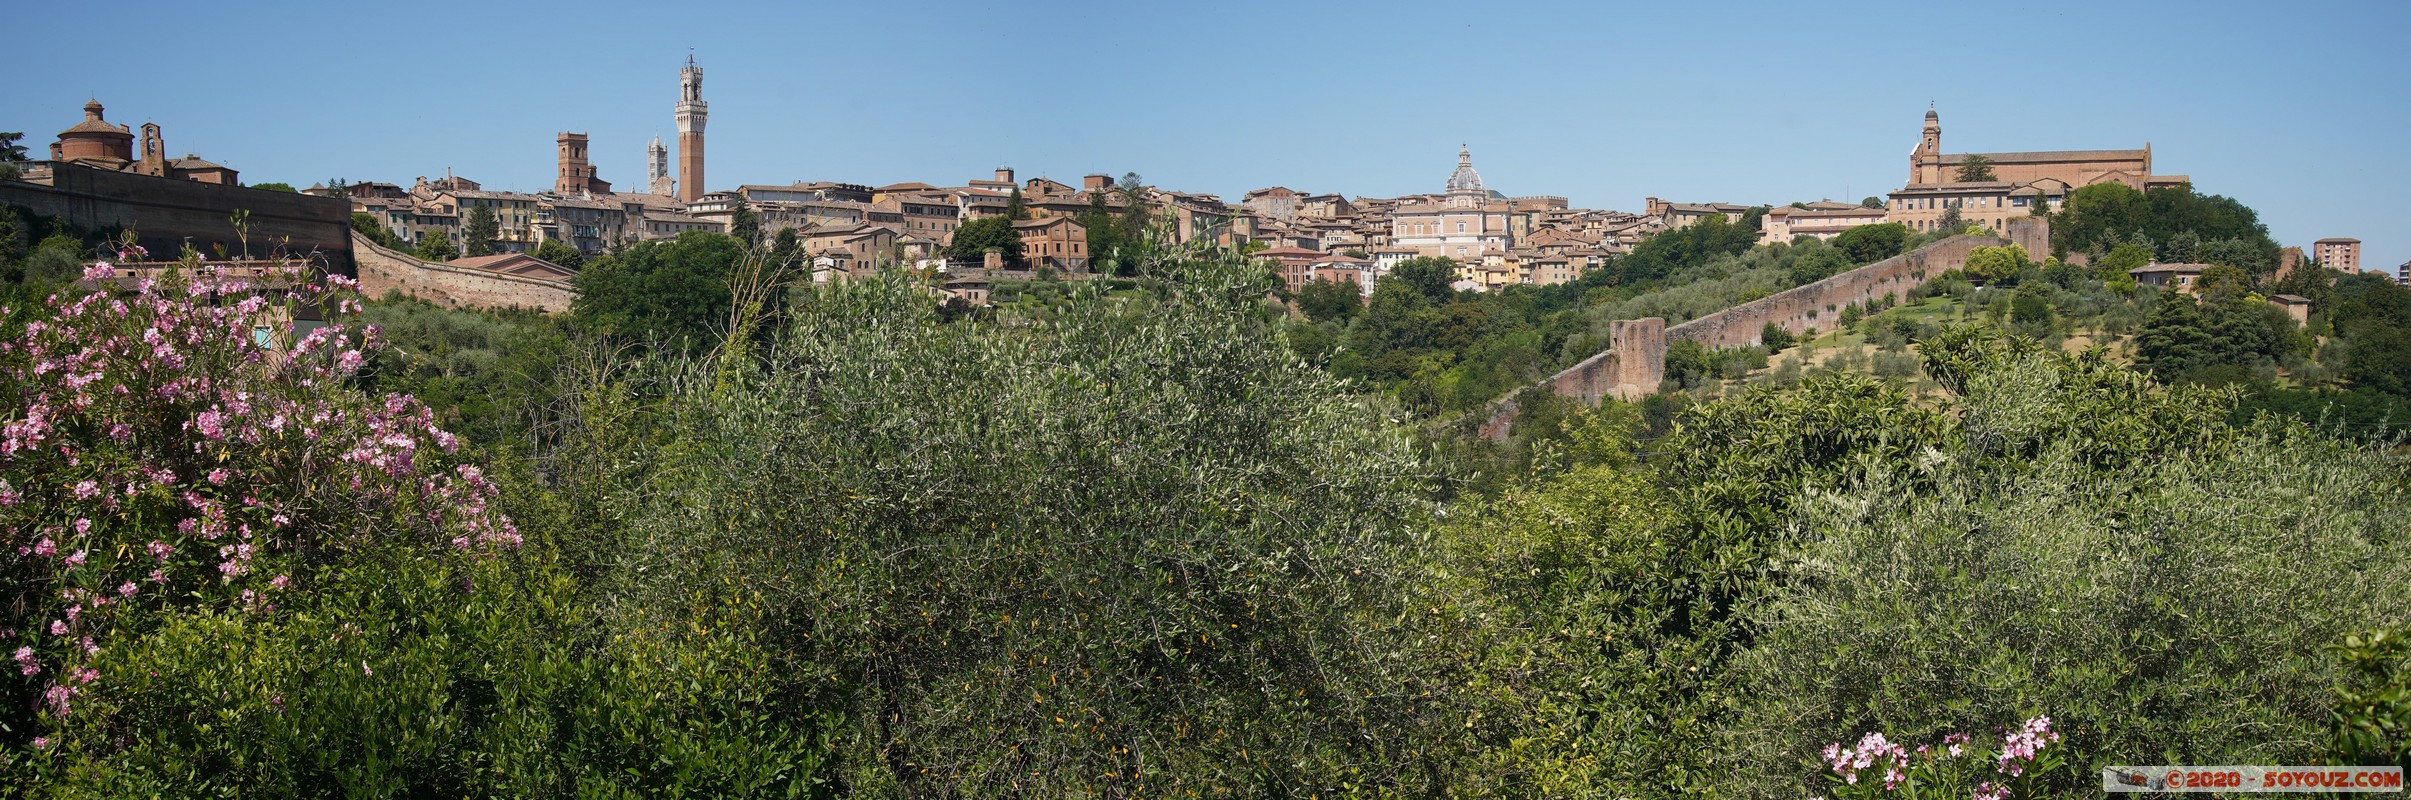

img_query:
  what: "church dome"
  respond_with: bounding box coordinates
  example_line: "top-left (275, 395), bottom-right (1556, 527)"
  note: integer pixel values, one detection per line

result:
top-left (60, 99), bottom-right (131, 137)
top-left (1446, 145), bottom-right (1484, 194)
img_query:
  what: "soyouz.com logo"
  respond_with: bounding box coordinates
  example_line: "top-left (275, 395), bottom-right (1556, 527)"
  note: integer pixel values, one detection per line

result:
top-left (2105, 766), bottom-right (2403, 792)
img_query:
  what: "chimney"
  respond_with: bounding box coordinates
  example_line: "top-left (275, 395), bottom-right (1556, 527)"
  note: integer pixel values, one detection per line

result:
top-left (1084, 174), bottom-right (1112, 192)
top-left (995, 166), bottom-right (1014, 184)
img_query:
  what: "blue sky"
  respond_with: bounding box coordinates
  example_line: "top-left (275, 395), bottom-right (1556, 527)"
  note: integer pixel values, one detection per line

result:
top-left (5, 0), bottom-right (2404, 268)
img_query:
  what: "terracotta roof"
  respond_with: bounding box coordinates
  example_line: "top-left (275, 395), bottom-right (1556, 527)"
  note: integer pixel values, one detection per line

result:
top-left (2271, 294), bottom-right (2311, 304)
top-left (2129, 262), bottom-right (2211, 275)
top-left (1253, 246), bottom-right (1323, 257)
top-left (1940, 149), bottom-right (2146, 165)
top-left (59, 100), bottom-right (130, 137)
top-left (2315, 238), bottom-right (2362, 244)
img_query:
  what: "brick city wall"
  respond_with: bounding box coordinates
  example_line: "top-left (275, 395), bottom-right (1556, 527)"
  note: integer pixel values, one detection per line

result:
top-left (1477, 220), bottom-right (2044, 440)
top-left (1664, 233), bottom-right (1998, 349)
top-left (0, 162), bottom-right (355, 276)
top-left (353, 232), bottom-right (576, 313)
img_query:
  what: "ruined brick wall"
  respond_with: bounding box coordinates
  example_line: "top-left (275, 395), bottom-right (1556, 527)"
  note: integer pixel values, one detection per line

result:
top-left (1664, 233), bottom-right (2003, 349)
top-left (353, 232), bottom-right (576, 313)
top-left (1, 162), bottom-right (355, 276)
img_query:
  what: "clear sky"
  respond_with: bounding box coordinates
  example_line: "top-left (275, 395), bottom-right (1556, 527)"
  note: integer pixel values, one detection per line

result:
top-left (5, 0), bottom-right (2403, 268)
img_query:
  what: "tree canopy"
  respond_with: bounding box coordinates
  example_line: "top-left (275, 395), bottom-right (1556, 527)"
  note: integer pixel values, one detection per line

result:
top-left (1953, 154), bottom-right (1997, 182)
top-left (1831, 222), bottom-right (1909, 264)
top-left (569, 229), bottom-right (741, 345)
top-left (944, 216), bottom-right (1024, 269)
top-left (530, 238), bottom-right (585, 271)
top-left (460, 205), bottom-right (500, 257)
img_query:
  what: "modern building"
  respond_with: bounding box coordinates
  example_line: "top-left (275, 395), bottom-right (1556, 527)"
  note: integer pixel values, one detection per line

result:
top-left (2312, 238), bottom-right (2361, 272)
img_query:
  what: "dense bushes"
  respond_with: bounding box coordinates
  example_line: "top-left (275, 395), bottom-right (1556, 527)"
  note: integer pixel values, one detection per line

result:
top-left (5, 233), bottom-right (2405, 798)
top-left (1726, 333), bottom-right (2411, 797)
top-left (575, 254), bottom-right (1483, 795)
top-left (0, 263), bottom-right (831, 795)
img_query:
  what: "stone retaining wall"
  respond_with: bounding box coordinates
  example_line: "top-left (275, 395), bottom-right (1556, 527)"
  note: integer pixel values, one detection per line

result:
top-left (353, 232), bottom-right (576, 313)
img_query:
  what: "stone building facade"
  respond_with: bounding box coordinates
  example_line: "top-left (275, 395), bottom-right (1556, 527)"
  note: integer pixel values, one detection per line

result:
top-left (1390, 147), bottom-right (1510, 261)
top-left (1890, 106), bottom-right (2188, 235)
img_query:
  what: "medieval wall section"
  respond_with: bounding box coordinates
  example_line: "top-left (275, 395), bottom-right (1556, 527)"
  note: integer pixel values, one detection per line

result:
top-left (353, 232), bottom-right (576, 313)
top-left (1666, 233), bottom-right (2003, 349)
top-left (0, 162), bottom-right (354, 276)
top-left (1472, 222), bottom-right (2044, 441)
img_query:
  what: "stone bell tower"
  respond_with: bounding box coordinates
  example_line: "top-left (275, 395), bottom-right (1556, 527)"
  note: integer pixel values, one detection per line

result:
top-left (675, 54), bottom-right (708, 203)
top-left (647, 135), bottom-right (674, 196)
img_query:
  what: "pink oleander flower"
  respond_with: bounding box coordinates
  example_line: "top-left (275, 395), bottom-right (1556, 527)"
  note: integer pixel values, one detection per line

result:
top-left (193, 410), bottom-right (227, 439)
top-left (72, 480), bottom-right (100, 499)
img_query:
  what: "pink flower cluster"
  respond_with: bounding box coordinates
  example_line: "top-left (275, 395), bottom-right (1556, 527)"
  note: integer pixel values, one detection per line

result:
top-left (1821, 717), bottom-right (2059, 799)
top-left (1995, 716), bottom-right (2060, 778)
top-left (1, 261), bottom-right (517, 729)
top-left (1824, 731), bottom-right (1912, 789)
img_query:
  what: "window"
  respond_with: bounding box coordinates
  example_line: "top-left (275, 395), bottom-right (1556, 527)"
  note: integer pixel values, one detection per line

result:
top-left (1457, 221), bottom-right (1466, 233)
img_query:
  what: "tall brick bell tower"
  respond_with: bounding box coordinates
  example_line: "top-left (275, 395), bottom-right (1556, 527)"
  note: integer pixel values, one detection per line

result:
top-left (675, 54), bottom-right (708, 203)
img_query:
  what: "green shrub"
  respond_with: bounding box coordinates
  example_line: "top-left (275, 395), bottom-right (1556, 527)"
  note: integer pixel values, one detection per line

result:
top-left (581, 253), bottom-right (1477, 795)
top-left (1723, 334), bottom-right (2411, 799)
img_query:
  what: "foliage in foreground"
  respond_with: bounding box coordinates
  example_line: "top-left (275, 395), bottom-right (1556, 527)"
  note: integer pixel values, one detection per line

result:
top-left (1435, 325), bottom-right (2411, 798)
top-left (575, 253), bottom-right (1488, 795)
top-left (0, 263), bottom-right (828, 796)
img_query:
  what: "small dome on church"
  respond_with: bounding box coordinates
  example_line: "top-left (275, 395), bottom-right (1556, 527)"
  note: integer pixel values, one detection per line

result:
top-left (1446, 145), bottom-right (1485, 194)
top-left (59, 99), bottom-right (130, 138)
top-left (1925, 105), bottom-right (1939, 121)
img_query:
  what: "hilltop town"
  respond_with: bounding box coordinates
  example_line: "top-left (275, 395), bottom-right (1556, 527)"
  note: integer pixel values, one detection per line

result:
top-left (5, 18), bottom-right (2411, 796)
top-left (7, 57), bottom-right (2396, 319)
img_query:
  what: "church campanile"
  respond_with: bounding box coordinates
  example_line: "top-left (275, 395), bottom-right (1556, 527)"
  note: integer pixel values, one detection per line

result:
top-left (675, 55), bottom-right (708, 203)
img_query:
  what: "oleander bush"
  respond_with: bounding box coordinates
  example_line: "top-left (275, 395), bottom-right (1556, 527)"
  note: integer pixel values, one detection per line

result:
top-left (0, 260), bottom-right (831, 796)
